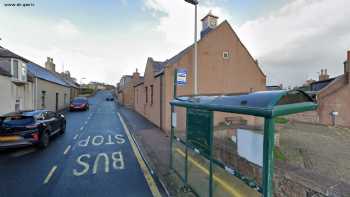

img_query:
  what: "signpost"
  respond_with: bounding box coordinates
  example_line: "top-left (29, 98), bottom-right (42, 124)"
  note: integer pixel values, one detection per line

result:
top-left (173, 68), bottom-right (188, 99)
top-left (176, 68), bottom-right (187, 86)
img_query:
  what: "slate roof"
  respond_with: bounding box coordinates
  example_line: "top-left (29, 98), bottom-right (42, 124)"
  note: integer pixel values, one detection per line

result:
top-left (0, 46), bottom-right (74, 87)
top-left (59, 74), bottom-right (79, 89)
top-left (0, 66), bottom-right (11, 77)
top-left (0, 45), bottom-right (29, 62)
top-left (153, 45), bottom-right (193, 76)
top-left (310, 78), bottom-right (336, 92)
top-left (134, 77), bottom-right (144, 87)
top-left (152, 61), bottom-right (165, 73)
top-left (27, 63), bottom-right (69, 87)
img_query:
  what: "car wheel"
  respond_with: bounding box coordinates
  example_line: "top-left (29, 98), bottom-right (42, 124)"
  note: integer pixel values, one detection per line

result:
top-left (38, 131), bottom-right (50, 148)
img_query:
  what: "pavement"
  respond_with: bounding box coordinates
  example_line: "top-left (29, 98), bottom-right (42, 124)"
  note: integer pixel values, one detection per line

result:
top-left (117, 104), bottom-right (196, 197)
top-left (0, 91), bottom-right (164, 197)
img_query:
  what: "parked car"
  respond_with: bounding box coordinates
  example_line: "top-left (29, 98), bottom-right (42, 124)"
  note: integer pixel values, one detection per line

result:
top-left (0, 110), bottom-right (66, 149)
top-left (106, 97), bottom-right (114, 101)
top-left (70, 97), bottom-right (89, 111)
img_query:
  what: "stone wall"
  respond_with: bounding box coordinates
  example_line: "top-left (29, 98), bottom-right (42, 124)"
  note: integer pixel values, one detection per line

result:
top-left (287, 111), bottom-right (320, 125)
top-left (212, 134), bottom-right (350, 197)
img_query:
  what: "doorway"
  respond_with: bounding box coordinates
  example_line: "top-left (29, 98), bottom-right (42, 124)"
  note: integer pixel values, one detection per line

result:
top-left (55, 93), bottom-right (59, 112)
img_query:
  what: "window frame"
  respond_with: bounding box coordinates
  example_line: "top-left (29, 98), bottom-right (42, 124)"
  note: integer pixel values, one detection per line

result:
top-left (11, 58), bottom-right (27, 82)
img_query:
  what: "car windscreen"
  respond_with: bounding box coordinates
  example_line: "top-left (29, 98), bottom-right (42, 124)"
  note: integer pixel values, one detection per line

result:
top-left (71, 99), bottom-right (87, 104)
top-left (0, 116), bottom-right (35, 127)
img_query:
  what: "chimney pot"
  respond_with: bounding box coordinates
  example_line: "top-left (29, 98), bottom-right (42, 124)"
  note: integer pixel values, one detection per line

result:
top-left (347, 50), bottom-right (350, 61)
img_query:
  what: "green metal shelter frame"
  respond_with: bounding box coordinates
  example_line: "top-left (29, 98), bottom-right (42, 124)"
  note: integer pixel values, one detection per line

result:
top-left (169, 90), bottom-right (318, 197)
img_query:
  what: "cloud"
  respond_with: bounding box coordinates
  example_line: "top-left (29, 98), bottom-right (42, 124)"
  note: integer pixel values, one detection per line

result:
top-left (237, 0), bottom-right (350, 86)
top-left (53, 19), bottom-right (80, 37)
top-left (144, 0), bottom-right (233, 49)
top-left (1, 0), bottom-right (348, 88)
top-left (0, 9), bottom-right (168, 85)
top-left (145, 0), bottom-right (350, 87)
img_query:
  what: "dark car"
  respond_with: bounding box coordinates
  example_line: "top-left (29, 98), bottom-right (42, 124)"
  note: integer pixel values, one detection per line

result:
top-left (106, 97), bottom-right (114, 101)
top-left (0, 110), bottom-right (66, 149)
top-left (70, 97), bottom-right (89, 111)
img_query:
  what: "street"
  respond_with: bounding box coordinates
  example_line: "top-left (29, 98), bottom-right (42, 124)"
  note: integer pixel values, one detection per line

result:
top-left (0, 91), bottom-right (160, 197)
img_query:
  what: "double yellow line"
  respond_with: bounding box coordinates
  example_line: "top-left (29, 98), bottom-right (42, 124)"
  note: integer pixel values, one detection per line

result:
top-left (118, 113), bottom-right (162, 197)
top-left (176, 148), bottom-right (247, 197)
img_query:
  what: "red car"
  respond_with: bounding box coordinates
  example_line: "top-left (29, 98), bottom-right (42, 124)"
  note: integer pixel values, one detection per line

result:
top-left (69, 97), bottom-right (89, 111)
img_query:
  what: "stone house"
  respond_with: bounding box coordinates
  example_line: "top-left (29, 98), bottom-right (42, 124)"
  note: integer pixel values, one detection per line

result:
top-left (117, 71), bottom-right (142, 108)
top-left (289, 51), bottom-right (350, 127)
top-left (133, 12), bottom-right (266, 133)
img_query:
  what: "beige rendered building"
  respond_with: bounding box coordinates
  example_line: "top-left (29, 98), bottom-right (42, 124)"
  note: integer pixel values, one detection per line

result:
top-left (28, 61), bottom-right (71, 112)
top-left (133, 12), bottom-right (266, 133)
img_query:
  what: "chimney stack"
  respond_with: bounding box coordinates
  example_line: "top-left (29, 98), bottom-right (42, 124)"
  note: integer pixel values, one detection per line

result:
top-left (45, 57), bottom-right (56, 72)
top-left (132, 68), bottom-right (140, 85)
top-left (319, 68), bottom-right (329, 81)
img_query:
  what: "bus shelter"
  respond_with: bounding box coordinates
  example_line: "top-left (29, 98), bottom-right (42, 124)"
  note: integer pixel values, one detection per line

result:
top-left (169, 90), bottom-right (317, 197)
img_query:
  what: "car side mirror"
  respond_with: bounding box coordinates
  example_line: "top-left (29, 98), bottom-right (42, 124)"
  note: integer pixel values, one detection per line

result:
top-left (59, 113), bottom-right (65, 118)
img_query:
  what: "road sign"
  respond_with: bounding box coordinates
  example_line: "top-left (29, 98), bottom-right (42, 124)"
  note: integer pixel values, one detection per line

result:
top-left (176, 69), bottom-right (187, 86)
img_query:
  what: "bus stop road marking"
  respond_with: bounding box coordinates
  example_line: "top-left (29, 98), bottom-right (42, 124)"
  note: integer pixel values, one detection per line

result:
top-left (43, 165), bottom-right (58, 184)
top-left (176, 148), bottom-right (244, 197)
top-left (117, 113), bottom-right (161, 197)
top-left (73, 134), bottom-right (79, 140)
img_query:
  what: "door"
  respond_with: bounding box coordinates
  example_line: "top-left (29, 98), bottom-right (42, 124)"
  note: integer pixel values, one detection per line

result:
top-left (55, 93), bottom-right (59, 112)
top-left (15, 99), bottom-right (21, 112)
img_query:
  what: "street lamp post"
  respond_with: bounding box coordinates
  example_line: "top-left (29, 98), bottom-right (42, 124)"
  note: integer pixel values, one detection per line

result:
top-left (184, 0), bottom-right (199, 95)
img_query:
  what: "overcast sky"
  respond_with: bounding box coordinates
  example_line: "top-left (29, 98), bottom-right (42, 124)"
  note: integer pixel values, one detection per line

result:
top-left (0, 0), bottom-right (349, 87)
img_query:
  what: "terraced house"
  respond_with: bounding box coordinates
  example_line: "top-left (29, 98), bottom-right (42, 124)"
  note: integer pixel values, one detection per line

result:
top-left (0, 46), bottom-right (34, 115)
top-left (0, 46), bottom-right (78, 115)
top-left (131, 12), bottom-right (267, 133)
top-left (290, 51), bottom-right (350, 128)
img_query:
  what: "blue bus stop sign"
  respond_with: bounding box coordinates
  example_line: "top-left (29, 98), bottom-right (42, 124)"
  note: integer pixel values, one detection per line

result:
top-left (176, 69), bottom-right (187, 86)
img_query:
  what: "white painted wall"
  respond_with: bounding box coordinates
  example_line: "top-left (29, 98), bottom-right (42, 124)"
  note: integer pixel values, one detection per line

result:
top-left (0, 75), bottom-right (35, 115)
top-left (0, 75), bottom-right (13, 115)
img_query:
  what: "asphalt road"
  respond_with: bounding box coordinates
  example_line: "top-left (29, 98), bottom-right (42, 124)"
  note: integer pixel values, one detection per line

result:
top-left (0, 91), bottom-right (159, 197)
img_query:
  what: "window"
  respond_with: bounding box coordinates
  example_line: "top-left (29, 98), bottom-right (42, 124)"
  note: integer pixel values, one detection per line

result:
top-left (145, 86), bottom-right (148, 103)
top-left (223, 51), bottom-right (230, 59)
top-left (11, 59), bottom-right (27, 82)
top-left (41, 91), bottom-right (46, 109)
top-left (46, 111), bottom-right (56, 120)
top-left (150, 85), bottom-right (154, 105)
top-left (12, 59), bottom-right (19, 79)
